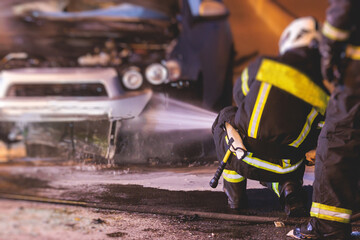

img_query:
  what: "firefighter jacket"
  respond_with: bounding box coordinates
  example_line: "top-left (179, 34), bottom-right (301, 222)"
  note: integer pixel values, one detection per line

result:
top-left (213, 47), bottom-right (330, 182)
top-left (321, 0), bottom-right (360, 87)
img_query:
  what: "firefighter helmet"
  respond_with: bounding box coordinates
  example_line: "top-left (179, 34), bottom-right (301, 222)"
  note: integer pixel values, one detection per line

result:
top-left (279, 16), bottom-right (320, 55)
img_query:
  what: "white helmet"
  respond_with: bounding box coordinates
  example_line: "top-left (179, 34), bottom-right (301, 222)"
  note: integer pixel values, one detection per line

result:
top-left (279, 16), bottom-right (320, 55)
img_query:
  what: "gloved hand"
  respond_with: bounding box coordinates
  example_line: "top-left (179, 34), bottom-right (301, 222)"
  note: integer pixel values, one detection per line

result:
top-left (225, 122), bottom-right (247, 160)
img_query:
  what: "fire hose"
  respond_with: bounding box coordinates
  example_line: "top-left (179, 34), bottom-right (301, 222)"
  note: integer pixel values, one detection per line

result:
top-left (0, 193), bottom-right (359, 226)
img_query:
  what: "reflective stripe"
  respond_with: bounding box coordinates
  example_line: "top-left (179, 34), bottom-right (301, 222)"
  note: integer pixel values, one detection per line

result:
top-left (243, 152), bottom-right (303, 174)
top-left (282, 159), bottom-right (291, 168)
top-left (289, 108), bottom-right (318, 147)
top-left (272, 182), bottom-right (280, 197)
top-left (256, 59), bottom-right (329, 115)
top-left (223, 169), bottom-right (245, 183)
top-left (248, 82), bottom-right (272, 138)
top-left (241, 67), bottom-right (250, 96)
top-left (346, 45), bottom-right (360, 60)
top-left (322, 21), bottom-right (350, 41)
top-left (310, 202), bottom-right (352, 224)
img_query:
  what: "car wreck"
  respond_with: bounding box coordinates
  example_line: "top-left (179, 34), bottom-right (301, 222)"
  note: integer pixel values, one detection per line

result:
top-left (1, 0), bottom-right (233, 110)
top-left (0, 0), bottom-right (233, 163)
top-left (0, 68), bottom-right (152, 161)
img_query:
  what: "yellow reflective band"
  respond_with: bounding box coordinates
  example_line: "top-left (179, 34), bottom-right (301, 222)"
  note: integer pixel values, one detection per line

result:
top-left (241, 67), bottom-right (250, 96)
top-left (256, 59), bottom-right (329, 115)
top-left (282, 159), bottom-right (291, 168)
top-left (248, 82), bottom-right (272, 138)
top-left (223, 169), bottom-right (245, 183)
top-left (312, 202), bottom-right (352, 215)
top-left (272, 182), bottom-right (280, 197)
top-left (346, 45), bottom-right (360, 60)
top-left (242, 152), bottom-right (303, 174)
top-left (322, 21), bottom-right (350, 41)
top-left (289, 108), bottom-right (318, 147)
top-left (310, 202), bottom-right (352, 224)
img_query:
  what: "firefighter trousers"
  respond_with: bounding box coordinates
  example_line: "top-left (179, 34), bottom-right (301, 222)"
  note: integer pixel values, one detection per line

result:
top-left (310, 82), bottom-right (360, 237)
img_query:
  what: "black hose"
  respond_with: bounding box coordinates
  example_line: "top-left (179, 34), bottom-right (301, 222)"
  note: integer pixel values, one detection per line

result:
top-left (0, 193), bottom-right (359, 226)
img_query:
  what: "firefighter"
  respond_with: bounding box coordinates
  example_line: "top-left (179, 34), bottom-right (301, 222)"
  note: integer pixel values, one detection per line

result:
top-left (212, 16), bottom-right (330, 217)
top-left (293, 0), bottom-right (360, 239)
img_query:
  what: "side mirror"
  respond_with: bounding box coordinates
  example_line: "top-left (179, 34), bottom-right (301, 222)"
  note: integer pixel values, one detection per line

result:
top-left (188, 0), bottom-right (229, 20)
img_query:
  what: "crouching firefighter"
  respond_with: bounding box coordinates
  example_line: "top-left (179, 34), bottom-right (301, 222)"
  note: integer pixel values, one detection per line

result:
top-left (211, 17), bottom-right (330, 217)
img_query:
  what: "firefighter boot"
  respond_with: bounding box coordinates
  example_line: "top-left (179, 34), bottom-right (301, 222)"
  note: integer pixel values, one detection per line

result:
top-left (293, 218), bottom-right (352, 239)
top-left (293, 221), bottom-right (320, 239)
top-left (223, 177), bottom-right (247, 213)
top-left (281, 182), bottom-right (309, 217)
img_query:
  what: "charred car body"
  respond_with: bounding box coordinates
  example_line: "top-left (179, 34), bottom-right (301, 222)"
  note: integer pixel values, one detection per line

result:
top-left (0, 0), bottom-right (233, 163)
top-left (1, 0), bottom-right (233, 110)
top-left (0, 67), bottom-right (216, 163)
top-left (0, 68), bottom-right (152, 161)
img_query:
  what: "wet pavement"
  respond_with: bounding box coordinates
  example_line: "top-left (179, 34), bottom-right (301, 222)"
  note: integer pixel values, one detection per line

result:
top-left (0, 199), bottom-right (296, 240)
top-left (0, 161), bottom-right (305, 240)
top-left (0, 142), bottom-right (335, 227)
top-left (0, 163), bottom-right (284, 215)
top-left (0, 160), bottom-right (358, 240)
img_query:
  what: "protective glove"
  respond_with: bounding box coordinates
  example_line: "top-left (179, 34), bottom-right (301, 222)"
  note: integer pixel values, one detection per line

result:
top-left (224, 122), bottom-right (247, 160)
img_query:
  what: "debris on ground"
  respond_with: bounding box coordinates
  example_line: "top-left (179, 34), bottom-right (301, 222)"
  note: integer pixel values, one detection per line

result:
top-left (0, 199), bottom-right (299, 240)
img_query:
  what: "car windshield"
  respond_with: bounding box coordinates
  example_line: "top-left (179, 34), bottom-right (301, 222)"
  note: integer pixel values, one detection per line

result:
top-left (6, 83), bottom-right (108, 97)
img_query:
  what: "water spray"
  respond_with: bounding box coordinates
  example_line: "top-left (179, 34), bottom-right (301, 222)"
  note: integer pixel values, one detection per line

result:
top-left (132, 94), bottom-right (218, 132)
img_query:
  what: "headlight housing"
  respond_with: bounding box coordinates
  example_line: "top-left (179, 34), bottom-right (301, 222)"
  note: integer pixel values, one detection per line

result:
top-left (145, 63), bottom-right (168, 85)
top-left (122, 67), bottom-right (143, 90)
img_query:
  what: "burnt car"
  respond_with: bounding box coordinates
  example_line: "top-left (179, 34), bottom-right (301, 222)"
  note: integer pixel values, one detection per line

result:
top-left (0, 0), bottom-right (234, 111)
top-left (0, 67), bottom-right (152, 161)
top-left (0, 67), bottom-right (216, 164)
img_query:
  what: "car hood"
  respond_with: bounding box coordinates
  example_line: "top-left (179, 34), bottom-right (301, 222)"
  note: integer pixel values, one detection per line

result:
top-left (1, 2), bottom-right (177, 58)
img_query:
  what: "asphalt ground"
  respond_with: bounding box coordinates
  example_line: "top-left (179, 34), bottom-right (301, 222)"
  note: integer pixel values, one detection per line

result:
top-left (0, 199), bottom-right (306, 240)
top-left (0, 162), bottom-right (319, 240)
top-left (0, 162), bottom-right (359, 240)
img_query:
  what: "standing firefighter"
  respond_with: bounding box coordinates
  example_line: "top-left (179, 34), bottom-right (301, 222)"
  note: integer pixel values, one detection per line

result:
top-left (212, 17), bottom-right (330, 217)
top-left (293, 0), bottom-right (360, 239)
